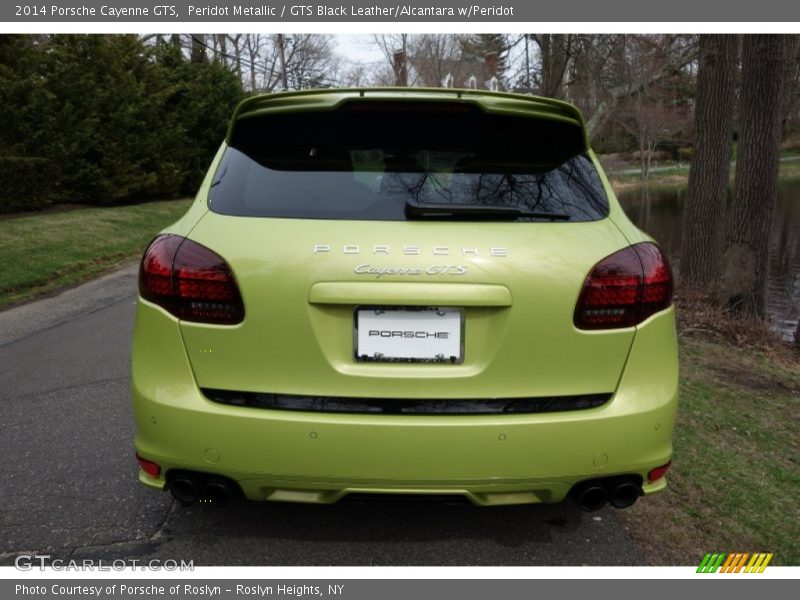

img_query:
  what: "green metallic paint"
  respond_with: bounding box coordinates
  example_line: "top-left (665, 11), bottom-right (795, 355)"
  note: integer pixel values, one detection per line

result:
top-left (178, 212), bottom-right (638, 397)
top-left (133, 304), bottom-right (675, 505)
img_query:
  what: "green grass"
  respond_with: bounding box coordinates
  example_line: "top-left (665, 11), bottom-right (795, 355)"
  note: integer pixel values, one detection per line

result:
top-left (620, 335), bottom-right (800, 565)
top-left (778, 159), bottom-right (800, 180)
top-left (607, 156), bottom-right (800, 190)
top-left (0, 199), bottom-right (192, 308)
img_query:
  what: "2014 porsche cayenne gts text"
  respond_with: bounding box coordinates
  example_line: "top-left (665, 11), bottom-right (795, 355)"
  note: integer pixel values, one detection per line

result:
top-left (132, 88), bottom-right (677, 511)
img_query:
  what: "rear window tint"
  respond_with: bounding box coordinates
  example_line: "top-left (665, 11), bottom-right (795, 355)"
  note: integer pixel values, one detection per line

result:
top-left (209, 104), bottom-right (609, 222)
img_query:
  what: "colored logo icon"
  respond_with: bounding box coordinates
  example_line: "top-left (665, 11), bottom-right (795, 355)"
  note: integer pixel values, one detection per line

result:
top-left (697, 552), bottom-right (773, 573)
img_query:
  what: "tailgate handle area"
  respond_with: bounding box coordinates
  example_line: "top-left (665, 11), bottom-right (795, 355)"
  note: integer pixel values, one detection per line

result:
top-left (308, 282), bottom-right (512, 307)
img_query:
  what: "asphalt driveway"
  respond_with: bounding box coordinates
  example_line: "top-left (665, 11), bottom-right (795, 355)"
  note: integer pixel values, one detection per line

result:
top-left (0, 266), bottom-right (646, 566)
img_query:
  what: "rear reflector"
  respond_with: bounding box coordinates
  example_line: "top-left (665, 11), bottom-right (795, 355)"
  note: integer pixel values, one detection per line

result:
top-left (139, 234), bottom-right (245, 325)
top-left (648, 461), bottom-right (671, 482)
top-left (574, 242), bottom-right (673, 329)
top-left (136, 453), bottom-right (161, 478)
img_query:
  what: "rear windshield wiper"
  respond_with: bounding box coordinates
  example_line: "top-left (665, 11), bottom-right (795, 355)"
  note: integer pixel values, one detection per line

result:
top-left (210, 164), bottom-right (228, 188)
top-left (404, 200), bottom-right (570, 221)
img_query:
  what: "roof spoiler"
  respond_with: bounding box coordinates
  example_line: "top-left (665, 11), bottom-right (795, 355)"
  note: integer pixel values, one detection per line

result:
top-left (225, 88), bottom-right (590, 151)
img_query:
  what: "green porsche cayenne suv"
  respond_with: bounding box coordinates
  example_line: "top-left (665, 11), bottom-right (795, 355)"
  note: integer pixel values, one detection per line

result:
top-left (132, 88), bottom-right (677, 511)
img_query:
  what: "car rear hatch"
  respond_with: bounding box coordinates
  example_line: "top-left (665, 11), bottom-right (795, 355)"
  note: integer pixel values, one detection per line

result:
top-left (175, 91), bottom-right (636, 402)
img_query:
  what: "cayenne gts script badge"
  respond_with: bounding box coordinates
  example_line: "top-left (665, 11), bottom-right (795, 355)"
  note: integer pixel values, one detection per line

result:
top-left (353, 264), bottom-right (467, 277)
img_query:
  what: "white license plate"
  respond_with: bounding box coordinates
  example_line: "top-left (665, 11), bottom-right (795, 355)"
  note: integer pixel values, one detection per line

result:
top-left (356, 308), bottom-right (463, 362)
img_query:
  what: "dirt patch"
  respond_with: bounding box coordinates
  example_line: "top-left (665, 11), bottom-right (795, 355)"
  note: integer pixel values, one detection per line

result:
top-left (675, 288), bottom-right (800, 362)
top-left (704, 361), bottom-right (800, 394)
top-left (675, 290), bottom-right (800, 393)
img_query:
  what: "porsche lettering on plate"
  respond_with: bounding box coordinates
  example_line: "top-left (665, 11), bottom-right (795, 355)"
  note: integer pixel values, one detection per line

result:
top-left (356, 308), bottom-right (462, 362)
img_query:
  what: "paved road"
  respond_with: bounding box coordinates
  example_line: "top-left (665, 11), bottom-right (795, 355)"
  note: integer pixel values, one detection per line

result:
top-left (0, 268), bottom-right (646, 566)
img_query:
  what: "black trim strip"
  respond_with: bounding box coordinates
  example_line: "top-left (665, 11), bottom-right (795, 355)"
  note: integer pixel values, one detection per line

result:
top-left (201, 389), bottom-right (612, 415)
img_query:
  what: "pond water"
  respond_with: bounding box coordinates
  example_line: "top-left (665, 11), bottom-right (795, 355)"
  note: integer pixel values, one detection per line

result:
top-left (616, 179), bottom-right (800, 342)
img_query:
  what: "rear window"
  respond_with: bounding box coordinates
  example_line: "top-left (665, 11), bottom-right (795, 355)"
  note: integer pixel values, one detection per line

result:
top-left (209, 103), bottom-right (609, 222)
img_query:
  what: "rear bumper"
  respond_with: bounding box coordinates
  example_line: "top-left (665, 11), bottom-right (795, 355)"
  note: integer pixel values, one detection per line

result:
top-left (132, 302), bottom-right (678, 506)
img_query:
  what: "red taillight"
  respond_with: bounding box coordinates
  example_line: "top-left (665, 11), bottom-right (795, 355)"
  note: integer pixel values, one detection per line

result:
top-left (136, 453), bottom-right (161, 478)
top-left (574, 242), bottom-right (673, 330)
top-left (648, 461), bottom-right (671, 482)
top-left (138, 234), bottom-right (245, 325)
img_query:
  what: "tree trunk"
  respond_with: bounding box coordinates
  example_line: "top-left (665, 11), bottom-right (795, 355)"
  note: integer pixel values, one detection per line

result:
top-left (190, 34), bottom-right (205, 64)
top-left (780, 35), bottom-right (799, 136)
top-left (639, 132), bottom-right (647, 181)
top-left (524, 34), bottom-right (531, 89)
top-left (277, 34), bottom-right (289, 90)
top-left (218, 34), bottom-right (228, 67)
top-left (680, 35), bottom-right (738, 288)
top-left (245, 34), bottom-right (258, 92)
top-left (537, 35), bottom-right (571, 98)
top-left (718, 35), bottom-right (787, 316)
top-left (392, 35), bottom-right (408, 87)
top-left (645, 138), bottom-right (656, 181)
top-left (231, 34), bottom-right (243, 83)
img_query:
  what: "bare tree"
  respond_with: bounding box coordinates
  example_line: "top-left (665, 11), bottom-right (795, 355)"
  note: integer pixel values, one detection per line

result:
top-left (618, 102), bottom-right (687, 180)
top-left (340, 63), bottom-right (369, 87)
top-left (680, 35), bottom-right (739, 288)
top-left (718, 35), bottom-right (788, 315)
top-left (243, 34), bottom-right (264, 91)
top-left (584, 35), bottom-right (698, 141)
top-left (372, 34), bottom-right (504, 89)
top-left (227, 34), bottom-right (244, 83)
top-left (532, 34), bottom-right (574, 98)
top-left (614, 36), bottom-right (693, 180)
top-left (372, 34), bottom-right (408, 85)
top-left (503, 35), bottom-right (698, 141)
top-left (279, 35), bottom-right (340, 90)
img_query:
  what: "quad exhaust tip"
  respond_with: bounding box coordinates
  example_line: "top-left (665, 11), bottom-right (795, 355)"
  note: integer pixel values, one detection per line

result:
top-left (169, 471), bottom-right (642, 510)
top-left (573, 476), bottom-right (642, 511)
top-left (168, 472), bottom-right (240, 506)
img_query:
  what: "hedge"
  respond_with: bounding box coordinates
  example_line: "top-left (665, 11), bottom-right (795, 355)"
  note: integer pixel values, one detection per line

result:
top-left (0, 157), bottom-right (53, 213)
